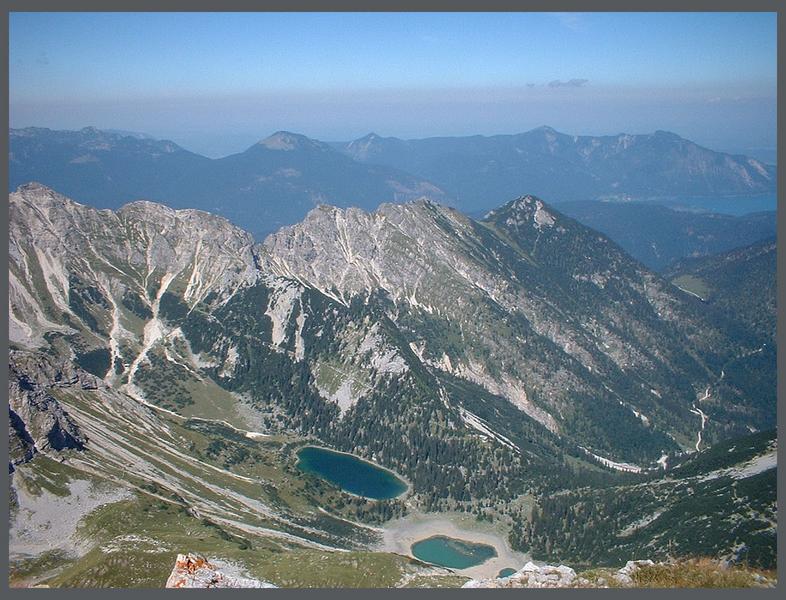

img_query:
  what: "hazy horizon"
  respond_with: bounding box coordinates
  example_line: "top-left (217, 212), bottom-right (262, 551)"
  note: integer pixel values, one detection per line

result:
top-left (8, 122), bottom-right (779, 166)
top-left (9, 12), bottom-right (777, 162)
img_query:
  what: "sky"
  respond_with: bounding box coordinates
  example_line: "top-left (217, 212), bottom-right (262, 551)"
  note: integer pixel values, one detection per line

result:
top-left (9, 12), bottom-right (778, 161)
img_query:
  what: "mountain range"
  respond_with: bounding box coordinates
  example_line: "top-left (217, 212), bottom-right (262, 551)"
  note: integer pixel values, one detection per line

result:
top-left (8, 182), bottom-right (776, 585)
top-left (339, 127), bottom-right (776, 212)
top-left (555, 202), bottom-right (776, 271)
top-left (9, 126), bottom-right (776, 241)
top-left (9, 127), bottom-right (446, 240)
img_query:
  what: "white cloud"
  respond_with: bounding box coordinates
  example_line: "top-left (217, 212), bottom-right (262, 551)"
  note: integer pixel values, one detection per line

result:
top-left (548, 79), bottom-right (589, 88)
top-left (551, 12), bottom-right (585, 31)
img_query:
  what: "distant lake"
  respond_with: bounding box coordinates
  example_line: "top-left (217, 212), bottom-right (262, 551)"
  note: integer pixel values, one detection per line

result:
top-left (551, 194), bottom-right (777, 217)
top-left (657, 194), bottom-right (777, 216)
top-left (296, 446), bottom-right (408, 500)
top-left (411, 535), bottom-right (497, 569)
top-left (498, 568), bottom-right (518, 577)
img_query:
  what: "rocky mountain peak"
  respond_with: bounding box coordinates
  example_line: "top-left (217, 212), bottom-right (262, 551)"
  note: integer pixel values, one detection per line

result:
top-left (115, 199), bottom-right (250, 237)
top-left (9, 185), bottom-right (261, 350)
top-left (15, 181), bottom-right (75, 202)
top-left (532, 125), bottom-right (558, 135)
top-left (344, 131), bottom-right (396, 160)
top-left (10, 183), bottom-right (100, 228)
top-left (484, 195), bottom-right (558, 230)
top-left (258, 130), bottom-right (325, 152)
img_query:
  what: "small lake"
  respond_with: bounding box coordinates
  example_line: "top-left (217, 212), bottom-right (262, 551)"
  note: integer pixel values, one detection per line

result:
top-left (296, 446), bottom-right (408, 500)
top-left (498, 568), bottom-right (518, 577)
top-left (410, 535), bottom-right (497, 569)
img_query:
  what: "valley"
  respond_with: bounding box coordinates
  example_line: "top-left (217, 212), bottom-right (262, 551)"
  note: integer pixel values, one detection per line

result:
top-left (7, 183), bottom-right (777, 587)
top-left (379, 513), bottom-right (526, 579)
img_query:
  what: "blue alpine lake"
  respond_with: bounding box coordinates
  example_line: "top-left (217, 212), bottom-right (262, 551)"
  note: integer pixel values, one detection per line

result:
top-left (296, 446), bottom-right (408, 500)
top-left (410, 535), bottom-right (498, 569)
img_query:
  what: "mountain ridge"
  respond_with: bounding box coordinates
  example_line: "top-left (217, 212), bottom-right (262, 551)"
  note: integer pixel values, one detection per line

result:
top-left (340, 126), bottom-right (776, 212)
top-left (555, 201), bottom-right (776, 271)
top-left (10, 183), bottom-right (774, 464)
top-left (9, 128), bottom-right (449, 240)
top-left (10, 125), bottom-right (776, 241)
top-left (8, 182), bottom-right (777, 585)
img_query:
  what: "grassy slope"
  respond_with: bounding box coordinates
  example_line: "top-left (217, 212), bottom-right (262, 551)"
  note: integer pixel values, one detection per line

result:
top-left (8, 382), bottom-right (441, 588)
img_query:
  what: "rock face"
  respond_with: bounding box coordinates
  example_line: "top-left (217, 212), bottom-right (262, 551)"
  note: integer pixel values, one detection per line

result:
top-left (261, 195), bottom-right (770, 461)
top-left (165, 553), bottom-right (276, 588)
top-left (8, 181), bottom-right (263, 408)
top-left (8, 350), bottom-right (88, 470)
top-left (462, 562), bottom-right (577, 588)
top-left (8, 184), bottom-right (774, 486)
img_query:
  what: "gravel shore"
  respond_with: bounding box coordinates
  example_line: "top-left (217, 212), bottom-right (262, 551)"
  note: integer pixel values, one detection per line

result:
top-left (377, 513), bottom-right (529, 580)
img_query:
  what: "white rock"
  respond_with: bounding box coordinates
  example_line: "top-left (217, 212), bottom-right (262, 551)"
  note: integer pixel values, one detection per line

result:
top-left (166, 553), bottom-right (276, 588)
top-left (614, 559), bottom-right (655, 586)
top-left (461, 562), bottom-right (576, 588)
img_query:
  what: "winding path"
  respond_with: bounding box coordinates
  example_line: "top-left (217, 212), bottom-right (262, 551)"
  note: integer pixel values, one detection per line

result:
top-left (689, 387), bottom-right (711, 452)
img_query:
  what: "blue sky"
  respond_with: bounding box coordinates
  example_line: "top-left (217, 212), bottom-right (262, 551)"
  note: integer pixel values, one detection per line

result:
top-left (9, 12), bottom-right (778, 159)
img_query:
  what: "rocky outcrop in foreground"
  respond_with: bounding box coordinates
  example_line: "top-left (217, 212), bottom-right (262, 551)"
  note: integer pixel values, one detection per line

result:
top-left (462, 560), bottom-right (661, 588)
top-left (165, 554), bottom-right (277, 588)
top-left (461, 559), bottom-right (776, 588)
top-left (462, 561), bottom-right (577, 588)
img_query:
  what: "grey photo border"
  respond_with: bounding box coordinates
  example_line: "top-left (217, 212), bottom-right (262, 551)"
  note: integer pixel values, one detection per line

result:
top-left (1, 1), bottom-right (782, 598)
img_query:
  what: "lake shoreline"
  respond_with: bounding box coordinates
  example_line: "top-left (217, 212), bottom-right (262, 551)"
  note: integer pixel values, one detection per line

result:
top-left (377, 513), bottom-right (530, 580)
top-left (296, 445), bottom-right (412, 499)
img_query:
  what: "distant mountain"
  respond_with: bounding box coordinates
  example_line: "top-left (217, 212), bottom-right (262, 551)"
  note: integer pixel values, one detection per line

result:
top-left (341, 127), bottom-right (777, 213)
top-left (9, 126), bottom-right (211, 202)
top-left (554, 201), bottom-right (776, 271)
top-left (8, 127), bottom-right (447, 239)
top-left (665, 237), bottom-right (777, 345)
top-left (12, 126), bottom-right (775, 241)
top-left (102, 128), bottom-right (156, 140)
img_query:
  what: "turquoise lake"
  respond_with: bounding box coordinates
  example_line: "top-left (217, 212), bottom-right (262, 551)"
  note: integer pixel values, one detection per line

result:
top-left (410, 535), bottom-right (497, 569)
top-left (296, 446), bottom-right (408, 500)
